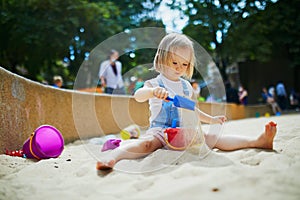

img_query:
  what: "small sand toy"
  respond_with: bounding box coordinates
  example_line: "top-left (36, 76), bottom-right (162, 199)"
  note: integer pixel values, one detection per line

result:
top-left (166, 95), bottom-right (196, 111)
top-left (120, 124), bottom-right (140, 140)
top-left (101, 139), bottom-right (121, 152)
top-left (5, 149), bottom-right (25, 157)
top-left (22, 125), bottom-right (64, 160)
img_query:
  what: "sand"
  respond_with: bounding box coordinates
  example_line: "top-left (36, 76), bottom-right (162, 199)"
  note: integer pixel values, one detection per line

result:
top-left (0, 114), bottom-right (300, 200)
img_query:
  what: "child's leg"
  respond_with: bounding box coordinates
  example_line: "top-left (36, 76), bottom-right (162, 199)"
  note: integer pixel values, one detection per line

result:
top-left (96, 136), bottom-right (163, 170)
top-left (205, 121), bottom-right (277, 151)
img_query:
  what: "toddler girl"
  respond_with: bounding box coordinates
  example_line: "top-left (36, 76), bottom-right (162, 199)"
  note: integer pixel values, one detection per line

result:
top-left (96, 33), bottom-right (276, 170)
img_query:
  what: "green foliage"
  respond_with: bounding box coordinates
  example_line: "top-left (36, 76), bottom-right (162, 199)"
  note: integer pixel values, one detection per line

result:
top-left (107, 0), bottom-right (161, 28)
top-left (1, 0), bottom-right (298, 88)
top-left (0, 0), bottom-right (162, 86)
top-left (265, 0), bottom-right (300, 67)
top-left (223, 0), bottom-right (300, 67)
top-left (0, 0), bottom-right (119, 82)
top-left (120, 19), bottom-right (165, 74)
top-left (175, 0), bottom-right (299, 69)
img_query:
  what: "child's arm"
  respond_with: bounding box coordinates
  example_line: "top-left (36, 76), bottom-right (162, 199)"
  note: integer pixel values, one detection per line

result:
top-left (134, 86), bottom-right (155, 102)
top-left (195, 108), bottom-right (226, 124)
top-left (134, 82), bottom-right (169, 102)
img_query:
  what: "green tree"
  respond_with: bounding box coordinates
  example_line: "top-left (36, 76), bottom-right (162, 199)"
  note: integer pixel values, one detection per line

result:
top-left (0, 0), bottom-right (162, 86)
top-left (100, 0), bottom-right (164, 76)
top-left (0, 0), bottom-right (122, 83)
top-left (120, 19), bottom-right (165, 73)
top-left (224, 0), bottom-right (300, 68)
top-left (106, 0), bottom-right (161, 28)
top-left (169, 0), bottom-right (279, 78)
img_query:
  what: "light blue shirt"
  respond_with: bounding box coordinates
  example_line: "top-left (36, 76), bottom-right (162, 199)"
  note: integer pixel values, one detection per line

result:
top-left (276, 83), bottom-right (286, 96)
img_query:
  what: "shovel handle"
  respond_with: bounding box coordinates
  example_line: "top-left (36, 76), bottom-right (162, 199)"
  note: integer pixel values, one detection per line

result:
top-left (166, 96), bottom-right (174, 101)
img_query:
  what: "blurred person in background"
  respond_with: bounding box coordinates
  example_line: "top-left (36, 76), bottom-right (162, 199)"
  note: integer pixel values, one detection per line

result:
top-left (53, 75), bottom-right (63, 88)
top-left (99, 50), bottom-right (125, 95)
top-left (276, 81), bottom-right (288, 110)
top-left (261, 87), bottom-right (281, 115)
top-left (238, 85), bottom-right (248, 105)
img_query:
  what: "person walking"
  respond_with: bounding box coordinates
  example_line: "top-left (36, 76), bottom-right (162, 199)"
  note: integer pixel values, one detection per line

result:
top-left (98, 50), bottom-right (125, 95)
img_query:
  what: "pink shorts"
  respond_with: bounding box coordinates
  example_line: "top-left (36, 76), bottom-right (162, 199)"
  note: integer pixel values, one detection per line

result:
top-left (144, 127), bottom-right (170, 149)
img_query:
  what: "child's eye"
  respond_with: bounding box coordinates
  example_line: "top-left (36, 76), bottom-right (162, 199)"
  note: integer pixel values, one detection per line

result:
top-left (183, 63), bottom-right (188, 67)
top-left (172, 62), bottom-right (177, 65)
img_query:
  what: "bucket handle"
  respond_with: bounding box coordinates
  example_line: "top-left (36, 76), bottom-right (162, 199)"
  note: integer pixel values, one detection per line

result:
top-left (163, 133), bottom-right (187, 151)
top-left (29, 132), bottom-right (41, 160)
top-left (163, 129), bottom-right (200, 151)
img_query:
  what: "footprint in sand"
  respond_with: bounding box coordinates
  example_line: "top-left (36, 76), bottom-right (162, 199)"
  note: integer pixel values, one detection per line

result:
top-left (240, 150), bottom-right (273, 166)
top-left (240, 157), bottom-right (261, 166)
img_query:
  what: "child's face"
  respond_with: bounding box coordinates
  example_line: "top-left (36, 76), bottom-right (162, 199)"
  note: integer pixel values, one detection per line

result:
top-left (163, 47), bottom-right (191, 81)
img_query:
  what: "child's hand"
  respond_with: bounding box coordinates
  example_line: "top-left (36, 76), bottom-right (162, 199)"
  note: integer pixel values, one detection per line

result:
top-left (212, 116), bottom-right (227, 124)
top-left (152, 87), bottom-right (169, 100)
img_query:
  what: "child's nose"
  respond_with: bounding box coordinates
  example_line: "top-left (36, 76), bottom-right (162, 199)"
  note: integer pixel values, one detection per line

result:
top-left (177, 64), bottom-right (185, 70)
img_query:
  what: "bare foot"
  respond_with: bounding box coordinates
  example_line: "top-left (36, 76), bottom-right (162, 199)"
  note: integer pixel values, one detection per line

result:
top-left (256, 121), bottom-right (277, 149)
top-left (96, 159), bottom-right (116, 170)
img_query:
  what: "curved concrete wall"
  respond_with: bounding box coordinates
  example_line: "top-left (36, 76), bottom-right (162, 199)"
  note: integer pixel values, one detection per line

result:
top-left (0, 67), bottom-right (149, 151)
top-left (198, 101), bottom-right (273, 120)
top-left (0, 67), bottom-right (272, 152)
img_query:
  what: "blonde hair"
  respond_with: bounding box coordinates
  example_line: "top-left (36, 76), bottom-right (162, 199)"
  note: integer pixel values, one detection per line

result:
top-left (153, 33), bottom-right (195, 79)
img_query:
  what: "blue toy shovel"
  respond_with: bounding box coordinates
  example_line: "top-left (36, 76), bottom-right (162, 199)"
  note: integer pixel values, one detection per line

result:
top-left (166, 95), bottom-right (196, 111)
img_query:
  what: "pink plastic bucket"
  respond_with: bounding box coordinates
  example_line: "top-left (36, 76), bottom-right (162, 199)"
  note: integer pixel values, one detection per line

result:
top-left (22, 125), bottom-right (64, 159)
